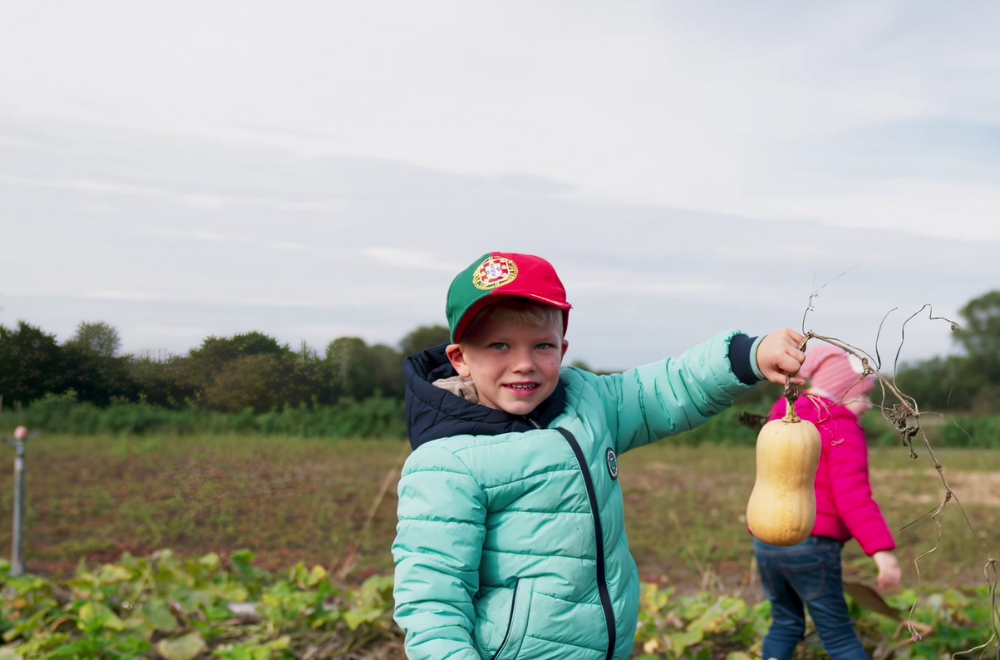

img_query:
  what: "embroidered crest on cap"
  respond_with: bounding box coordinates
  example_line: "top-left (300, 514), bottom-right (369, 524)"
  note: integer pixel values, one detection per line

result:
top-left (472, 256), bottom-right (518, 291)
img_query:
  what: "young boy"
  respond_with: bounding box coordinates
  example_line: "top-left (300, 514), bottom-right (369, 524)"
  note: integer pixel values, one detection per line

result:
top-left (393, 252), bottom-right (806, 660)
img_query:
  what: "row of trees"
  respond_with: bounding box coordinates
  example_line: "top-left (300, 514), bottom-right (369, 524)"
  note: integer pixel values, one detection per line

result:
top-left (1, 290), bottom-right (998, 415)
top-left (0, 321), bottom-right (451, 414)
top-left (890, 290), bottom-right (1000, 413)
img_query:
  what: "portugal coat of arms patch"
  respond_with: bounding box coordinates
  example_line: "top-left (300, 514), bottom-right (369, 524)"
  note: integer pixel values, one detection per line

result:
top-left (472, 256), bottom-right (518, 290)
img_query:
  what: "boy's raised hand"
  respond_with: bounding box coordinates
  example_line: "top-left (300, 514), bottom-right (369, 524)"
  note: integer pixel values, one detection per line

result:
top-left (756, 328), bottom-right (807, 386)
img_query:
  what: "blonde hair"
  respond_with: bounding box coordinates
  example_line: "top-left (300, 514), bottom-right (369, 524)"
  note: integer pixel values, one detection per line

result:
top-left (463, 299), bottom-right (564, 341)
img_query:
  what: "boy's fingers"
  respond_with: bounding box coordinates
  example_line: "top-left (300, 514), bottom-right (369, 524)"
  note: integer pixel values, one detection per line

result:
top-left (763, 354), bottom-right (806, 385)
top-left (787, 346), bottom-right (806, 364)
top-left (785, 329), bottom-right (806, 345)
top-left (777, 354), bottom-right (802, 376)
top-left (764, 367), bottom-right (805, 386)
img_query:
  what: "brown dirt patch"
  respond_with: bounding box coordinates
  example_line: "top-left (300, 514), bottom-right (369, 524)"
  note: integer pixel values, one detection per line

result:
top-left (871, 468), bottom-right (1000, 507)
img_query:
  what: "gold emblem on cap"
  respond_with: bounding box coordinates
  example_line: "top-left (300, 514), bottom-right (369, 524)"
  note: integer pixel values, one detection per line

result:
top-left (473, 256), bottom-right (518, 290)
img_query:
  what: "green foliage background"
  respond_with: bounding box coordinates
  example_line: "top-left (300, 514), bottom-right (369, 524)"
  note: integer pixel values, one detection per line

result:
top-left (0, 323), bottom-right (450, 418)
top-left (2, 291), bottom-right (1000, 443)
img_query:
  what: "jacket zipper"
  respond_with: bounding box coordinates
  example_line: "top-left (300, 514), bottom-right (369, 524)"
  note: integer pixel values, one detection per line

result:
top-left (490, 579), bottom-right (520, 660)
top-left (555, 427), bottom-right (616, 660)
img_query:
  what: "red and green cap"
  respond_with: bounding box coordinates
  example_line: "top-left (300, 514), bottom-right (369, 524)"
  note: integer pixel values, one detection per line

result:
top-left (446, 252), bottom-right (572, 343)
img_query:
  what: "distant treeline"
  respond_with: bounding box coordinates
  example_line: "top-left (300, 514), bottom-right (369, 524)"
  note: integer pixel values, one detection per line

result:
top-left (736, 290), bottom-right (1000, 415)
top-left (8, 391), bottom-right (407, 438)
top-left (670, 405), bottom-right (1000, 449)
top-left (0, 321), bottom-right (453, 414)
top-left (6, 391), bottom-right (1000, 447)
top-left (1, 290), bottom-right (998, 435)
top-left (874, 290), bottom-right (1000, 414)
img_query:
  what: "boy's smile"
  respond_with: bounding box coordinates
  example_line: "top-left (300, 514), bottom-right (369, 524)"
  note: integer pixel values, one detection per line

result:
top-left (446, 311), bottom-right (568, 416)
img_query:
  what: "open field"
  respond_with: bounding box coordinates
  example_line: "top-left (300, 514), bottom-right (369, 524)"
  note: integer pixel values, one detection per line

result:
top-left (1, 434), bottom-right (998, 599)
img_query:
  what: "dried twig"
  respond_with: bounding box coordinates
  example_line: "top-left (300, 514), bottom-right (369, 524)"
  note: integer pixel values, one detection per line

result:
top-left (874, 307), bottom-right (898, 371)
top-left (793, 309), bottom-right (999, 654)
top-left (893, 304), bottom-right (961, 376)
top-left (800, 268), bottom-right (856, 335)
top-left (334, 443), bottom-right (409, 581)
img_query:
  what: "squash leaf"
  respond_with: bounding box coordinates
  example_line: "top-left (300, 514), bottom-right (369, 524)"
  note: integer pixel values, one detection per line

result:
top-left (156, 631), bottom-right (207, 660)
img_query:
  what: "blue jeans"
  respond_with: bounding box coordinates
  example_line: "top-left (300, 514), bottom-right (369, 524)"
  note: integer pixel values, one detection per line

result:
top-left (754, 537), bottom-right (868, 660)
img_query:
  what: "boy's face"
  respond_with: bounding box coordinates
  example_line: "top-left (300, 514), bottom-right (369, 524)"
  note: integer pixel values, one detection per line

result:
top-left (446, 312), bottom-right (568, 416)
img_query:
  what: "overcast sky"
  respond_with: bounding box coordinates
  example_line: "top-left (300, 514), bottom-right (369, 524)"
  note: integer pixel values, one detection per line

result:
top-left (1, 2), bottom-right (998, 369)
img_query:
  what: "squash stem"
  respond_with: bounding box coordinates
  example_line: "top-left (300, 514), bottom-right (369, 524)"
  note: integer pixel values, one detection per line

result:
top-left (780, 334), bottom-right (811, 423)
top-left (782, 382), bottom-right (801, 423)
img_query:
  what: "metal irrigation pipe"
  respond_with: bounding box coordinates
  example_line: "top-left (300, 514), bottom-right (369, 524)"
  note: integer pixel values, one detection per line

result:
top-left (3, 426), bottom-right (40, 577)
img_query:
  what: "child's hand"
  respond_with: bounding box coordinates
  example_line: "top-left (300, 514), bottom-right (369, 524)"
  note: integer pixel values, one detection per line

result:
top-left (756, 329), bottom-right (807, 386)
top-left (873, 551), bottom-right (901, 590)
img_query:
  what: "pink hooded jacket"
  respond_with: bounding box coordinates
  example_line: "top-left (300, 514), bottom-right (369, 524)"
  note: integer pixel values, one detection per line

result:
top-left (766, 345), bottom-right (895, 556)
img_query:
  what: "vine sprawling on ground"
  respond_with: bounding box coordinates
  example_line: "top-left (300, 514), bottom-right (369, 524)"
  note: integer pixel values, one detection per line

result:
top-left (0, 550), bottom-right (993, 659)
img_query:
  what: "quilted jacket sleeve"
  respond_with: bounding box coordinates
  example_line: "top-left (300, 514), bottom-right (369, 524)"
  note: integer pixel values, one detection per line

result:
top-left (392, 444), bottom-right (487, 660)
top-left (585, 331), bottom-right (753, 455)
top-left (827, 412), bottom-right (896, 556)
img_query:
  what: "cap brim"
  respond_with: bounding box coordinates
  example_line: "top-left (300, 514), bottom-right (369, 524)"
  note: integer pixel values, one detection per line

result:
top-left (451, 292), bottom-right (572, 343)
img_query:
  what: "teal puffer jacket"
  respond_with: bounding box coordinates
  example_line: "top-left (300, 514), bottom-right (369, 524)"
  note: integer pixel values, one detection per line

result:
top-left (393, 331), bottom-right (754, 659)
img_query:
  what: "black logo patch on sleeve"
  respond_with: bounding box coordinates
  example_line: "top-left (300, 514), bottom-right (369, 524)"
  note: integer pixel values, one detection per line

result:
top-left (606, 448), bottom-right (618, 480)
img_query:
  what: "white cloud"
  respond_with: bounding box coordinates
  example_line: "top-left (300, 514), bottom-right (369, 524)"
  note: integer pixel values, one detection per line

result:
top-left (142, 229), bottom-right (249, 245)
top-left (270, 242), bottom-right (309, 252)
top-left (2, 3), bottom-right (998, 366)
top-left (571, 276), bottom-right (724, 299)
top-left (138, 230), bottom-right (308, 253)
top-left (81, 290), bottom-right (335, 309)
top-left (0, 173), bottom-right (154, 195)
top-left (0, 173), bottom-right (345, 214)
top-left (1, 3), bottom-right (997, 242)
top-left (127, 325), bottom-right (213, 339)
top-left (360, 248), bottom-right (463, 273)
top-left (759, 179), bottom-right (1000, 242)
top-left (0, 134), bottom-right (54, 151)
top-left (84, 290), bottom-right (166, 302)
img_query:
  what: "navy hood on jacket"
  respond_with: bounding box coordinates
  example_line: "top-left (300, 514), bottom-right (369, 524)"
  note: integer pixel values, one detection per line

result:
top-left (403, 344), bottom-right (567, 450)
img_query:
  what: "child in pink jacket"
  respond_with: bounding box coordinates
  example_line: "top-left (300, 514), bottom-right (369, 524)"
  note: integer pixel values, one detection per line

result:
top-left (755, 344), bottom-right (901, 660)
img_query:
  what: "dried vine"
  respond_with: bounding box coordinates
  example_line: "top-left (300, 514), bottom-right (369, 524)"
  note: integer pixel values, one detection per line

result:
top-left (790, 307), bottom-right (999, 655)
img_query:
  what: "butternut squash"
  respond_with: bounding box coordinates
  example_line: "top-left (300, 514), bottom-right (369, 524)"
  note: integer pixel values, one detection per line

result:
top-left (746, 402), bottom-right (821, 546)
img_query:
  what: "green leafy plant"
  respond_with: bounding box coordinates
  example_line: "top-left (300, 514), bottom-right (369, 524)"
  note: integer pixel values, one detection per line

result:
top-left (633, 581), bottom-right (996, 659)
top-left (0, 551), bottom-right (397, 660)
top-left (0, 552), bottom-right (992, 659)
